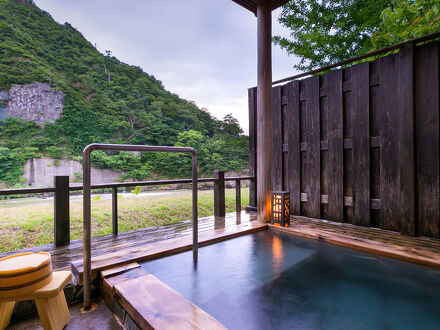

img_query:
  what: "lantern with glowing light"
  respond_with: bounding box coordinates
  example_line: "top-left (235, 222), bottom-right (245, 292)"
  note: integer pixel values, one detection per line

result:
top-left (271, 191), bottom-right (290, 226)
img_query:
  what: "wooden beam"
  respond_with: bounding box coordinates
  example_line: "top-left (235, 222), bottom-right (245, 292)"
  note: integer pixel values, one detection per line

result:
top-left (114, 274), bottom-right (227, 329)
top-left (231, 0), bottom-right (290, 14)
top-left (54, 176), bottom-right (70, 246)
top-left (256, 1), bottom-right (272, 221)
top-left (214, 170), bottom-right (226, 217)
top-left (231, 0), bottom-right (257, 13)
top-left (248, 87), bottom-right (257, 207)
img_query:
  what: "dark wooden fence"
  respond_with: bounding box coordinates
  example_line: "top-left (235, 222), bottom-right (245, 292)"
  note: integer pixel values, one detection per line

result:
top-left (0, 173), bottom-right (253, 246)
top-left (249, 38), bottom-right (440, 239)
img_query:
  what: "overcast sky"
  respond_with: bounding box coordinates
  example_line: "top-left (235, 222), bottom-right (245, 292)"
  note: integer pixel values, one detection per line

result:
top-left (34, 0), bottom-right (299, 133)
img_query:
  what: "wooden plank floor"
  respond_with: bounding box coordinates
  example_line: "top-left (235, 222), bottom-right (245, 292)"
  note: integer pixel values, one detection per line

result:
top-left (0, 211), bottom-right (259, 272)
top-left (72, 215), bottom-right (266, 284)
top-left (3, 211), bottom-right (439, 280)
top-left (271, 215), bottom-right (440, 269)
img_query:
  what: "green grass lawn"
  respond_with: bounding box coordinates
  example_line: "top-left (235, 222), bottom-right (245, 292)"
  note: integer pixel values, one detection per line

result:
top-left (0, 188), bottom-right (249, 253)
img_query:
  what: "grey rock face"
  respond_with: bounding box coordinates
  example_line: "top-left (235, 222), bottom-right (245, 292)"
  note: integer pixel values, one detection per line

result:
top-left (8, 82), bottom-right (64, 126)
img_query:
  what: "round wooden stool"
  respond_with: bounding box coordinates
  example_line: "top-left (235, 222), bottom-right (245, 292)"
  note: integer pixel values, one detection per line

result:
top-left (0, 252), bottom-right (71, 330)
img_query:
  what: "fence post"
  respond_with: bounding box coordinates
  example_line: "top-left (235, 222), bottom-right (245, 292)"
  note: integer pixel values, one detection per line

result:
top-left (214, 171), bottom-right (225, 217)
top-left (235, 179), bottom-right (241, 213)
top-left (54, 176), bottom-right (69, 246)
top-left (112, 187), bottom-right (118, 235)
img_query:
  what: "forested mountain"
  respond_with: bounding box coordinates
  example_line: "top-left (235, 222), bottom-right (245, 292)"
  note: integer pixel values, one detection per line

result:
top-left (0, 0), bottom-right (248, 186)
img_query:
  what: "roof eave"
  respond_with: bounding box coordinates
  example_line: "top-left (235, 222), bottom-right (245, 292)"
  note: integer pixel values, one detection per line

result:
top-left (231, 0), bottom-right (289, 14)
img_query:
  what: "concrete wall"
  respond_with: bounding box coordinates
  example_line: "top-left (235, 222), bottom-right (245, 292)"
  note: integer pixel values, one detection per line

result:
top-left (23, 158), bottom-right (123, 186)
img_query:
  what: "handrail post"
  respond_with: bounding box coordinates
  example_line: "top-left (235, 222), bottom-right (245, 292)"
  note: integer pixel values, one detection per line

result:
top-left (235, 179), bottom-right (241, 213)
top-left (112, 187), bottom-right (118, 235)
top-left (214, 170), bottom-right (225, 217)
top-left (83, 147), bottom-right (92, 310)
top-left (54, 176), bottom-right (70, 246)
top-left (192, 152), bottom-right (198, 263)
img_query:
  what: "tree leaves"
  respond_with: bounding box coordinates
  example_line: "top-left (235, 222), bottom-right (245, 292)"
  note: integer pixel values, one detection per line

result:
top-left (274, 0), bottom-right (391, 71)
top-left (371, 0), bottom-right (440, 50)
top-left (276, 0), bottom-right (440, 71)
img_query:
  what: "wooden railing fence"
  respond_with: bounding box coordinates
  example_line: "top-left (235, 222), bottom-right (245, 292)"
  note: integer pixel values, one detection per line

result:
top-left (0, 173), bottom-right (253, 246)
top-left (249, 36), bottom-right (440, 239)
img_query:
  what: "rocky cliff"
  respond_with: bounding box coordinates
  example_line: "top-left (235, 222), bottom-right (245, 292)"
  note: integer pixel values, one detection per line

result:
top-left (4, 82), bottom-right (64, 126)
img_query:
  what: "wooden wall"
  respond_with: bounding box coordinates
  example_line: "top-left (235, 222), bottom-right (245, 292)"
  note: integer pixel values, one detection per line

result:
top-left (248, 40), bottom-right (440, 239)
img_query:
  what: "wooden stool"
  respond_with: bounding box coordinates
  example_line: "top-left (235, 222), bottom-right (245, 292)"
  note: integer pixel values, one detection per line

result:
top-left (0, 252), bottom-right (71, 330)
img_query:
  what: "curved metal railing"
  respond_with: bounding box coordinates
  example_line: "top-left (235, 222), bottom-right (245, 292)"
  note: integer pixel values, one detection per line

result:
top-left (82, 143), bottom-right (198, 310)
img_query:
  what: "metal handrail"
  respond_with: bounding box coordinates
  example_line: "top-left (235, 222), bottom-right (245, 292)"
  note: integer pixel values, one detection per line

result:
top-left (82, 143), bottom-right (198, 310)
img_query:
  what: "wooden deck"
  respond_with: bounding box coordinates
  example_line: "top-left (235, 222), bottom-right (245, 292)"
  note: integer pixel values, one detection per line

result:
top-left (72, 213), bottom-right (266, 284)
top-left (2, 211), bottom-right (439, 284)
top-left (271, 215), bottom-right (440, 269)
top-left (0, 211), bottom-right (260, 272)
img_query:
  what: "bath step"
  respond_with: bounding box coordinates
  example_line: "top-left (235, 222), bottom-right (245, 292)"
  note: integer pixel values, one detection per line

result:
top-left (113, 273), bottom-right (226, 329)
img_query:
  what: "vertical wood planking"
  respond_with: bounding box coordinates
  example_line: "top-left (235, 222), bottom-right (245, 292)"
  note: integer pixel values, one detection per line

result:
top-left (305, 76), bottom-right (321, 218)
top-left (248, 87), bottom-right (257, 207)
top-left (282, 86), bottom-right (289, 191)
top-left (343, 68), bottom-right (353, 223)
top-left (320, 76), bottom-right (329, 219)
top-left (352, 62), bottom-right (370, 227)
top-left (300, 81), bottom-right (307, 215)
top-left (272, 86), bottom-right (283, 190)
top-left (269, 38), bottom-right (438, 238)
top-left (398, 42), bottom-right (415, 236)
top-left (370, 61), bottom-right (381, 228)
top-left (286, 81), bottom-right (301, 215)
top-left (415, 43), bottom-right (440, 238)
top-left (380, 54), bottom-right (401, 232)
top-left (327, 69), bottom-right (344, 222)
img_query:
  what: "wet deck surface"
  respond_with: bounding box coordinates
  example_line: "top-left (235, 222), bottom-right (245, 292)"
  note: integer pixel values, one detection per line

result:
top-left (0, 211), bottom-right (259, 271)
top-left (7, 299), bottom-right (123, 330)
top-left (2, 211), bottom-right (439, 273)
top-left (71, 213), bottom-right (265, 284)
top-left (271, 215), bottom-right (440, 269)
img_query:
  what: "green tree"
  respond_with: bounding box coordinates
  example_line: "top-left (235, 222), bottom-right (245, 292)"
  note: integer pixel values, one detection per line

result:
top-left (274, 0), bottom-right (391, 71)
top-left (0, 0), bottom-right (249, 185)
top-left (371, 0), bottom-right (440, 50)
top-left (220, 114), bottom-right (243, 137)
top-left (0, 147), bottom-right (23, 185)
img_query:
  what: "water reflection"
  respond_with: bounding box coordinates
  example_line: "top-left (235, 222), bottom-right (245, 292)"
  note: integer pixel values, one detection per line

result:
top-left (235, 212), bottom-right (241, 225)
top-left (214, 215), bottom-right (225, 229)
top-left (271, 235), bottom-right (283, 273)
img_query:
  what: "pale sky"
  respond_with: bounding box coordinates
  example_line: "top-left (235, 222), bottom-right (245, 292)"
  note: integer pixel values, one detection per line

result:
top-left (34, 0), bottom-right (299, 133)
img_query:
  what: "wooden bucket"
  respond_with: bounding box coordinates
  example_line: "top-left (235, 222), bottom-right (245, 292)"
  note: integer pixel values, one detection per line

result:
top-left (0, 252), bottom-right (53, 299)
